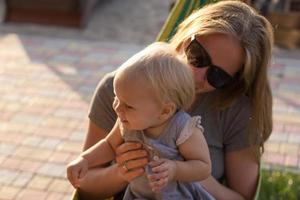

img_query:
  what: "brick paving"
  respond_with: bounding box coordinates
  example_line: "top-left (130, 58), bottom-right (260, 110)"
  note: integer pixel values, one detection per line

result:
top-left (0, 1), bottom-right (299, 199)
top-left (262, 55), bottom-right (300, 172)
top-left (0, 33), bottom-right (142, 200)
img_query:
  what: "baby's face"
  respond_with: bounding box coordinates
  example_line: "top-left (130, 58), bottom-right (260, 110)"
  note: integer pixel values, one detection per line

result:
top-left (113, 77), bottom-right (163, 131)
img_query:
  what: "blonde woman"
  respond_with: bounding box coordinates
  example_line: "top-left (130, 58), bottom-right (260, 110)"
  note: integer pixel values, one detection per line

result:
top-left (78, 1), bottom-right (273, 200)
top-left (67, 42), bottom-right (214, 199)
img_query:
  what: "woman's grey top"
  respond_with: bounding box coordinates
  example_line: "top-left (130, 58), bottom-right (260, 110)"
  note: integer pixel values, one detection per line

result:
top-left (89, 71), bottom-right (253, 181)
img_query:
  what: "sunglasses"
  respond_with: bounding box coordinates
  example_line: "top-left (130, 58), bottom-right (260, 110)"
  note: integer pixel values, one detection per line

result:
top-left (185, 35), bottom-right (234, 89)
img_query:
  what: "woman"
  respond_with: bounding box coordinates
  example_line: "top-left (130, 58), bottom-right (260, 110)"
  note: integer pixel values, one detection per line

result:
top-left (78, 1), bottom-right (273, 199)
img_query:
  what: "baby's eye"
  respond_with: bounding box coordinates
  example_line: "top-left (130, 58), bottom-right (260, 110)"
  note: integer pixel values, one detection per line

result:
top-left (125, 104), bottom-right (133, 109)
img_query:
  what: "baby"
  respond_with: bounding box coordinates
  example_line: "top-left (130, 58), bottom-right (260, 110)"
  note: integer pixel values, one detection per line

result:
top-left (67, 42), bottom-right (214, 200)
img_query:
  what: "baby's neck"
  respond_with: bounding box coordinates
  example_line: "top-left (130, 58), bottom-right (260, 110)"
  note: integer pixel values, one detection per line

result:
top-left (144, 117), bottom-right (172, 139)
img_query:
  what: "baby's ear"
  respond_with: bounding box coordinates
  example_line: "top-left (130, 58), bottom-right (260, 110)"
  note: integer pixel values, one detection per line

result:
top-left (160, 102), bottom-right (177, 120)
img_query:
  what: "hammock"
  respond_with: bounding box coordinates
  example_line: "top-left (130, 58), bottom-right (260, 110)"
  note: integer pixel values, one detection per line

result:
top-left (72, 0), bottom-right (262, 199)
top-left (156, 0), bottom-right (216, 42)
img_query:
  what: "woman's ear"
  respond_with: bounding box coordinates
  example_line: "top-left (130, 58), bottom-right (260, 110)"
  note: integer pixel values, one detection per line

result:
top-left (160, 102), bottom-right (177, 121)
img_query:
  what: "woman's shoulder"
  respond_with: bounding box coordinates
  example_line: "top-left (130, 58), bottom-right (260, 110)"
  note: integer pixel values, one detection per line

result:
top-left (97, 71), bottom-right (116, 88)
top-left (93, 70), bottom-right (117, 97)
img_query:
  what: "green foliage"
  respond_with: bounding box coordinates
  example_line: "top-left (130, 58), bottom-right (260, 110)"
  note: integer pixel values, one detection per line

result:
top-left (259, 169), bottom-right (300, 200)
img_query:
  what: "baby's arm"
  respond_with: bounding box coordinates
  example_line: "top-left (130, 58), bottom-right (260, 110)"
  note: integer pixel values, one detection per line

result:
top-left (81, 119), bottom-right (123, 166)
top-left (67, 120), bottom-right (123, 187)
top-left (175, 126), bottom-right (211, 181)
top-left (148, 119), bottom-right (211, 191)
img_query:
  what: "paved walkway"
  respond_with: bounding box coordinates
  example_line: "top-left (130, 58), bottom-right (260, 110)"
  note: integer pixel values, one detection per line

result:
top-left (0, 1), bottom-right (299, 199)
top-left (263, 53), bottom-right (300, 172)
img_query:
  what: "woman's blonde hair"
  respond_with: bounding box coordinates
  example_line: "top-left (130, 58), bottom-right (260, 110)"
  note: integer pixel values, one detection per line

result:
top-left (170, 0), bottom-right (273, 154)
top-left (115, 42), bottom-right (195, 111)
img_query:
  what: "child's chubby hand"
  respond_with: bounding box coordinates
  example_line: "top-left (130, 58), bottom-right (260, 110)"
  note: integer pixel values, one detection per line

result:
top-left (147, 158), bottom-right (177, 193)
top-left (66, 156), bottom-right (89, 188)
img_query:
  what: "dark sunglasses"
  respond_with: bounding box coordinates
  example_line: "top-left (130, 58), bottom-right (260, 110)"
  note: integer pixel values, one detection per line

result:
top-left (185, 35), bottom-right (234, 89)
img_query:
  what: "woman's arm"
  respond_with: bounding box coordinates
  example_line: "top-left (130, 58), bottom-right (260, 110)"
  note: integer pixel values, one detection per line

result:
top-left (78, 120), bottom-right (148, 199)
top-left (200, 146), bottom-right (259, 200)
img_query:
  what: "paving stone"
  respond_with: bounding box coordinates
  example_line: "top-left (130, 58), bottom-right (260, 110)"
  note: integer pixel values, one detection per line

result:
top-left (285, 155), bottom-right (298, 168)
top-left (22, 136), bottom-right (43, 147)
top-left (0, 169), bottom-right (19, 185)
top-left (37, 163), bottom-right (66, 178)
top-left (11, 113), bottom-right (43, 125)
top-left (35, 127), bottom-right (72, 139)
top-left (39, 138), bottom-right (61, 150)
top-left (273, 113), bottom-right (300, 124)
top-left (0, 143), bottom-right (17, 157)
top-left (41, 118), bottom-right (74, 129)
top-left (262, 152), bottom-right (285, 166)
top-left (69, 131), bottom-right (85, 142)
top-left (280, 143), bottom-right (299, 155)
top-left (12, 172), bottom-right (33, 187)
top-left (0, 132), bottom-right (26, 145)
top-left (58, 141), bottom-right (82, 153)
top-left (27, 175), bottom-right (52, 190)
top-left (61, 193), bottom-right (74, 200)
top-left (46, 192), bottom-right (66, 200)
top-left (288, 133), bottom-right (300, 144)
top-left (14, 146), bottom-right (36, 159)
top-left (264, 142), bottom-right (281, 153)
top-left (1, 157), bottom-right (22, 171)
top-left (48, 151), bottom-right (72, 164)
top-left (18, 160), bottom-right (43, 173)
top-left (0, 155), bottom-right (5, 164)
top-left (285, 124), bottom-right (300, 133)
top-left (268, 132), bottom-right (288, 142)
top-left (48, 179), bottom-right (73, 193)
top-left (0, 186), bottom-right (20, 200)
top-left (17, 188), bottom-right (48, 200)
top-left (28, 149), bottom-right (54, 161)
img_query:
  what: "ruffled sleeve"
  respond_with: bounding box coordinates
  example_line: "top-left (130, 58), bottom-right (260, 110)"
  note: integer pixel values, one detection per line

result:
top-left (176, 116), bottom-right (204, 146)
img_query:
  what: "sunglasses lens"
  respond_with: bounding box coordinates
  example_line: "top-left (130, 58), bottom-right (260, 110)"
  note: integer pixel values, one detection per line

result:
top-left (185, 37), bottom-right (234, 89)
top-left (185, 40), bottom-right (211, 68)
top-left (207, 66), bottom-right (233, 89)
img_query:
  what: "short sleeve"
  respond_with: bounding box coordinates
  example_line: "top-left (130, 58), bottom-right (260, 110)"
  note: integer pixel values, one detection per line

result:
top-left (176, 116), bottom-right (204, 146)
top-left (221, 96), bottom-right (253, 152)
top-left (88, 72), bottom-right (117, 133)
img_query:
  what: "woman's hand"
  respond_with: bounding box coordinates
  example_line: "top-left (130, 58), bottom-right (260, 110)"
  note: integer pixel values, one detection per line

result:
top-left (147, 158), bottom-right (177, 193)
top-left (66, 156), bottom-right (89, 188)
top-left (115, 142), bottom-right (148, 182)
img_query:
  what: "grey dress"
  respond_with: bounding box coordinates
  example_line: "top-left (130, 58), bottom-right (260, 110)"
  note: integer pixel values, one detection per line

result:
top-left (121, 110), bottom-right (215, 200)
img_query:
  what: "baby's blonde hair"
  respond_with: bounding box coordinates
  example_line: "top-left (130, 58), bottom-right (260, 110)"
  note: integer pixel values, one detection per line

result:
top-left (115, 42), bottom-right (195, 111)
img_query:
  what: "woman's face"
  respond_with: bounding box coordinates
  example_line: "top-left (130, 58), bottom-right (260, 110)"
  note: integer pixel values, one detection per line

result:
top-left (182, 33), bottom-right (244, 94)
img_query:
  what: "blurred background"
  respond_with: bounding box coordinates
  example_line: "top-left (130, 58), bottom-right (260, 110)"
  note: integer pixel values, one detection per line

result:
top-left (0, 0), bottom-right (299, 199)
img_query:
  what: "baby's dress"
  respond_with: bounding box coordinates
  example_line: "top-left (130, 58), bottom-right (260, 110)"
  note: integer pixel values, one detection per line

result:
top-left (122, 110), bottom-right (215, 200)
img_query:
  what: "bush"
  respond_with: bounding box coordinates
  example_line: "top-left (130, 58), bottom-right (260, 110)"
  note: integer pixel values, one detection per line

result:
top-left (259, 169), bottom-right (300, 200)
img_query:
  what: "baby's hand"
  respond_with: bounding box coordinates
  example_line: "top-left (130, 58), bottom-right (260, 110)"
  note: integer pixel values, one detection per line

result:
top-left (66, 156), bottom-right (89, 188)
top-left (147, 158), bottom-right (177, 193)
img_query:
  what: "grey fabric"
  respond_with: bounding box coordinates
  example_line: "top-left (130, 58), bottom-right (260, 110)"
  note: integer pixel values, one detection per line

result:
top-left (121, 111), bottom-right (214, 200)
top-left (88, 72), bottom-right (117, 132)
top-left (88, 71), bottom-right (252, 180)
